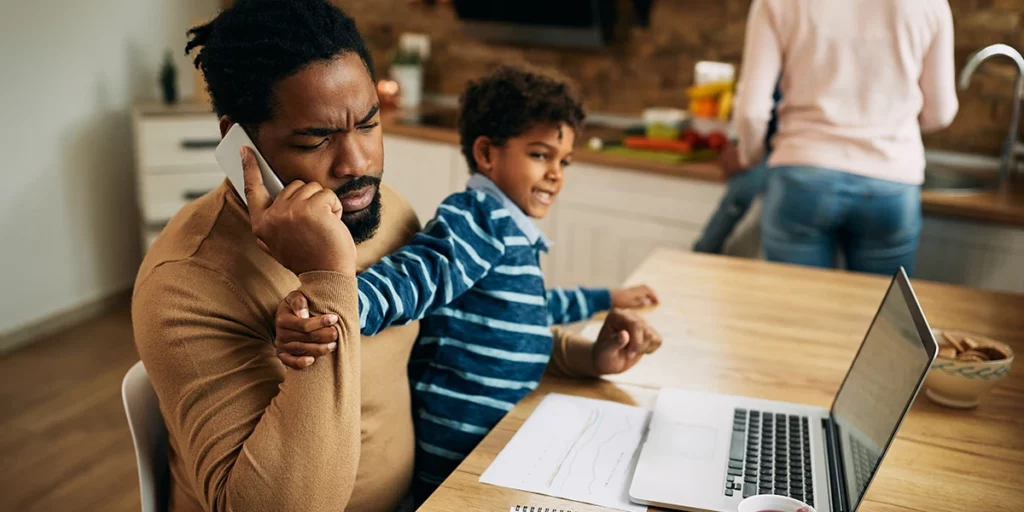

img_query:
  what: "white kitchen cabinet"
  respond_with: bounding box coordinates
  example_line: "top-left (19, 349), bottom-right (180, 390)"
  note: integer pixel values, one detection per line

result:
top-left (138, 170), bottom-right (227, 225)
top-left (383, 135), bottom-right (462, 225)
top-left (382, 139), bottom-right (756, 289)
top-left (132, 102), bottom-right (221, 253)
top-left (137, 116), bottom-right (223, 169)
top-left (441, 153), bottom-right (735, 287)
top-left (916, 215), bottom-right (1024, 294)
top-left (551, 203), bottom-right (700, 288)
top-left (449, 147), bottom-right (472, 193)
top-left (548, 162), bottom-right (730, 288)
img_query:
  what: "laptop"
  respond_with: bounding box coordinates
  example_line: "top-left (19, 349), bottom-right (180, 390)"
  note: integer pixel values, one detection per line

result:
top-left (629, 269), bottom-right (938, 512)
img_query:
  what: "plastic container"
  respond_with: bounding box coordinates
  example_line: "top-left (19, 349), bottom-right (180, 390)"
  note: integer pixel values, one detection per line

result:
top-left (694, 61), bottom-right (736, 85)
top-left (642, 107), bottom-right (687, 140)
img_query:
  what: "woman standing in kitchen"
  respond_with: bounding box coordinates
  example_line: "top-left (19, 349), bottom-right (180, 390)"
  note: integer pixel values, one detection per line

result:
top-left (732, 0), bottom-right (959, 275)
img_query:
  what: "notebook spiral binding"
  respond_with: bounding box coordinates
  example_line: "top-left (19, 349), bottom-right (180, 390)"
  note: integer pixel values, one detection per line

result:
top-left (509, 506), bottom-right (577, 512)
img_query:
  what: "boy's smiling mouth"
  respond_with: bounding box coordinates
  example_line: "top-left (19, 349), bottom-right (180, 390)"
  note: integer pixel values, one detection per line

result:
top-left (532, 188), bottom-right (556, 205)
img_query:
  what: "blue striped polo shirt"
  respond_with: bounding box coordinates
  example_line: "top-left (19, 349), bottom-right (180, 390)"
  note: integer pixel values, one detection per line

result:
top-left (355, 174), bottom-right (611, 489)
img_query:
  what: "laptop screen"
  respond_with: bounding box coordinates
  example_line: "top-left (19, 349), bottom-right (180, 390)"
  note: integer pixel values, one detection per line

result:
top-left (829, 272), bottom-right (936, 511)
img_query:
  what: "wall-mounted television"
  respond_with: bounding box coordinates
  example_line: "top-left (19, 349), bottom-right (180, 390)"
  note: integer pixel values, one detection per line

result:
top-left (453, 0), bottom-right (617, 49)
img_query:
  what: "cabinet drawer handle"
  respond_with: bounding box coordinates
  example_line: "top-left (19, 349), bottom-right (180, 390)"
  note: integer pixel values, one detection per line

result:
top-left (183, 190), bottom-right (212, 201)
top-left (180, 139), bottom-right (220, 150)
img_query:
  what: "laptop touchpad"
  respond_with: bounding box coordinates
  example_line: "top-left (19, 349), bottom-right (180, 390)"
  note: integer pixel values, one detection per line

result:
top-left (647, 421), bottom-right (716, 460)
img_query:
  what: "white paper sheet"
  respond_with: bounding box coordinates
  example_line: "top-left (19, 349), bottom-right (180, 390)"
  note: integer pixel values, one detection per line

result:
top-left (479, 393), bottom-right (652, 512)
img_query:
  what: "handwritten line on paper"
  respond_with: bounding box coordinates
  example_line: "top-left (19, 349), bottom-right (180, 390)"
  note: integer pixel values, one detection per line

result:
top-left (480, 393), bottom-right (651, 512)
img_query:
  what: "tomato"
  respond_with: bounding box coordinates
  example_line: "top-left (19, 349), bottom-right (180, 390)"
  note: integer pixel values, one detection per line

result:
top-left (706, 131), bottom-right (728, 151)
top-left (681, 129), bottom-right (703, 149)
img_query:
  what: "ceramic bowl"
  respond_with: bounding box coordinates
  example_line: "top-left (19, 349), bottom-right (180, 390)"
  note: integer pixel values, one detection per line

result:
top-left (924, 329), bottom-right (1014, 409)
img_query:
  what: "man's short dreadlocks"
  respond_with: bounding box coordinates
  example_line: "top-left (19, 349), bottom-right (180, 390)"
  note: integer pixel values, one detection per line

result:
top-left (185, 0), bottom-right (375, 127)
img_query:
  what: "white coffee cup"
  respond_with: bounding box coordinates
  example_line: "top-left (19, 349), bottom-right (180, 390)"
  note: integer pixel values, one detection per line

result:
top-left (737, 494), bottom-right (816, 512)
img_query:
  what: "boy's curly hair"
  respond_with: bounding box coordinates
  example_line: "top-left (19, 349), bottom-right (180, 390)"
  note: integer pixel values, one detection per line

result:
top-left (458, 66), bottom-right (586, 173)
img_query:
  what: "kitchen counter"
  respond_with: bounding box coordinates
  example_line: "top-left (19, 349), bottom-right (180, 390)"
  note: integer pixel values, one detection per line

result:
top-left (382, 107), bottom-right (1024, 228)
top-left (135, 99), bottom-right (218, 117)
top-left (381, 108), bottom-right (725, 182)
top-left (921, 184), bottom-right (1024, 227)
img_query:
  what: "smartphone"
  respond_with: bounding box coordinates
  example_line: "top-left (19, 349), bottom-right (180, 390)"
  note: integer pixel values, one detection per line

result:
top-left (214, 123), bottom-right (285, 206)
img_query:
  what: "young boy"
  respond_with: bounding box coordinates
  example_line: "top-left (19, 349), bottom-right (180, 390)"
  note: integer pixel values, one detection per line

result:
top-left (277, 66), bottom-right (659, 501)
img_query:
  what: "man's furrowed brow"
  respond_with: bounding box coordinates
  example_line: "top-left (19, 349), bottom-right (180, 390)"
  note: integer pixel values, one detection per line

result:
top-left (357, 103), bottom-right (380, 125)
top-left (291, 104), bottom-right (380, 137)
top-left (292, 127), bottom-right (340, 137)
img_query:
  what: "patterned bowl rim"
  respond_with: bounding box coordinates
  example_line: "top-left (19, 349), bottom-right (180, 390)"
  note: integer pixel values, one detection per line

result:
top-left (929, 359), bottom-right (1012, 380)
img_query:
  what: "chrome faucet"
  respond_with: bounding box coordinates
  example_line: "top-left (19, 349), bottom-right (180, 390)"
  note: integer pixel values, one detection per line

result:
top-left (958, 44), bottom-right (1024, 183)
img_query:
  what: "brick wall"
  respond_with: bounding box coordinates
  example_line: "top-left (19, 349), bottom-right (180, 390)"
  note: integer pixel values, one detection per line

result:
top-left (930, 0), bottom-right (1024, 155)
top-left (337, 0), bottom-right (1021, 156)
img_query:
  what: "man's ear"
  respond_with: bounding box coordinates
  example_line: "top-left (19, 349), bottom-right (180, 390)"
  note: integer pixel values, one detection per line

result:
top-left (472, 136), bottom-right (496, 175)
top-left (218, 116), bottom-right (233, 138)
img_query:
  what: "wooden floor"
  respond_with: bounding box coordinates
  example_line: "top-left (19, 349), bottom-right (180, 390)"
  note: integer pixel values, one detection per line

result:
top-left (0, 301), bottom-right (141, 512)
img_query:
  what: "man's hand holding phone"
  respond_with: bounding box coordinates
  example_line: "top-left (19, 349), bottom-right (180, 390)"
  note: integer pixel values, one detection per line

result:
top-left (241, 146), bottom-right (357, 276)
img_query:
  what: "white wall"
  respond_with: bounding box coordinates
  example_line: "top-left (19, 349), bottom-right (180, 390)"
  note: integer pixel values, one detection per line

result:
top-left (0, 0), bottom-right (219, 340)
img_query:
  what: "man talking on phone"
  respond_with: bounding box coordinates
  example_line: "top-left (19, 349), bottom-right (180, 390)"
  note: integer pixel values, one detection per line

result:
top-left (132, 1), bottom-right (662, 511)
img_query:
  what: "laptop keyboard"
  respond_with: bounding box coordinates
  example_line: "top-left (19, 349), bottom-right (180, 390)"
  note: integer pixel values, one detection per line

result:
top-left (724, 409), bottom-right (814, 507)
top-left (850, 435), bottom-right (875, 497)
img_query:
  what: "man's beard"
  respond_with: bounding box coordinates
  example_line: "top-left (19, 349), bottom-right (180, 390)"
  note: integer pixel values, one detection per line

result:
top-left (337, 175), bottom-right (383, 244)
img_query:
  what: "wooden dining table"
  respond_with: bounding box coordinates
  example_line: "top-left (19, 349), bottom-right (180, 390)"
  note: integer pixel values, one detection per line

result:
top-left (420, 250), bottom-right (1024, 512)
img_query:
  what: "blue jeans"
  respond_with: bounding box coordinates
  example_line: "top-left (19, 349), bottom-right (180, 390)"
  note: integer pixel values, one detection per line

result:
top-left (693, 164), bottom-right (768, 254)
top-left (761, 166), bottom-right (922, 276)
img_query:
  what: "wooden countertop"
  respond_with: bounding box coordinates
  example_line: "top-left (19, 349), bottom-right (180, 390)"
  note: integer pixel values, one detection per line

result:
top-left (922, 182), bottom-right (1024, 227)
top-left (134, 99), bottom-right (215, 117)
top-left (422, 250), bottom-right (1024, 512)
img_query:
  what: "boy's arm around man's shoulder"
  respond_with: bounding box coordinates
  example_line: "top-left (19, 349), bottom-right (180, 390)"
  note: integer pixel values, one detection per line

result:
top-left (358, 190), bottom-right (511, 335)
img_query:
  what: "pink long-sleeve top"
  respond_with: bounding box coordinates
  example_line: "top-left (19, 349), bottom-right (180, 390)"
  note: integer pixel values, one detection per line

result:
top-left (733, 0), bottom-right (960, 185)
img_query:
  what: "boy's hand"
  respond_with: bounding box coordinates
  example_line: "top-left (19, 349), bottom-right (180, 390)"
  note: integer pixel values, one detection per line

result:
top-left (274, 290), bottom-right (340, 369)
top-left (611, 284), bottom-right (659, 309)
top-left (592, 308), bottom-right (663, 375)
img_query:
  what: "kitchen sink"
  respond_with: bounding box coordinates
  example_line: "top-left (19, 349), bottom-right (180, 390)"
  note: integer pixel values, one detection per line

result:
top-left (922, 166), bottom-right (997, 193)
top-left (922, 150), bottom-right (1001, 193)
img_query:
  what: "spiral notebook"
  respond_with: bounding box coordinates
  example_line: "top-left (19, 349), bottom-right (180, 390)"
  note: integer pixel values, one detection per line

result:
top-left (509, 506), bottom-right (577, 512)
